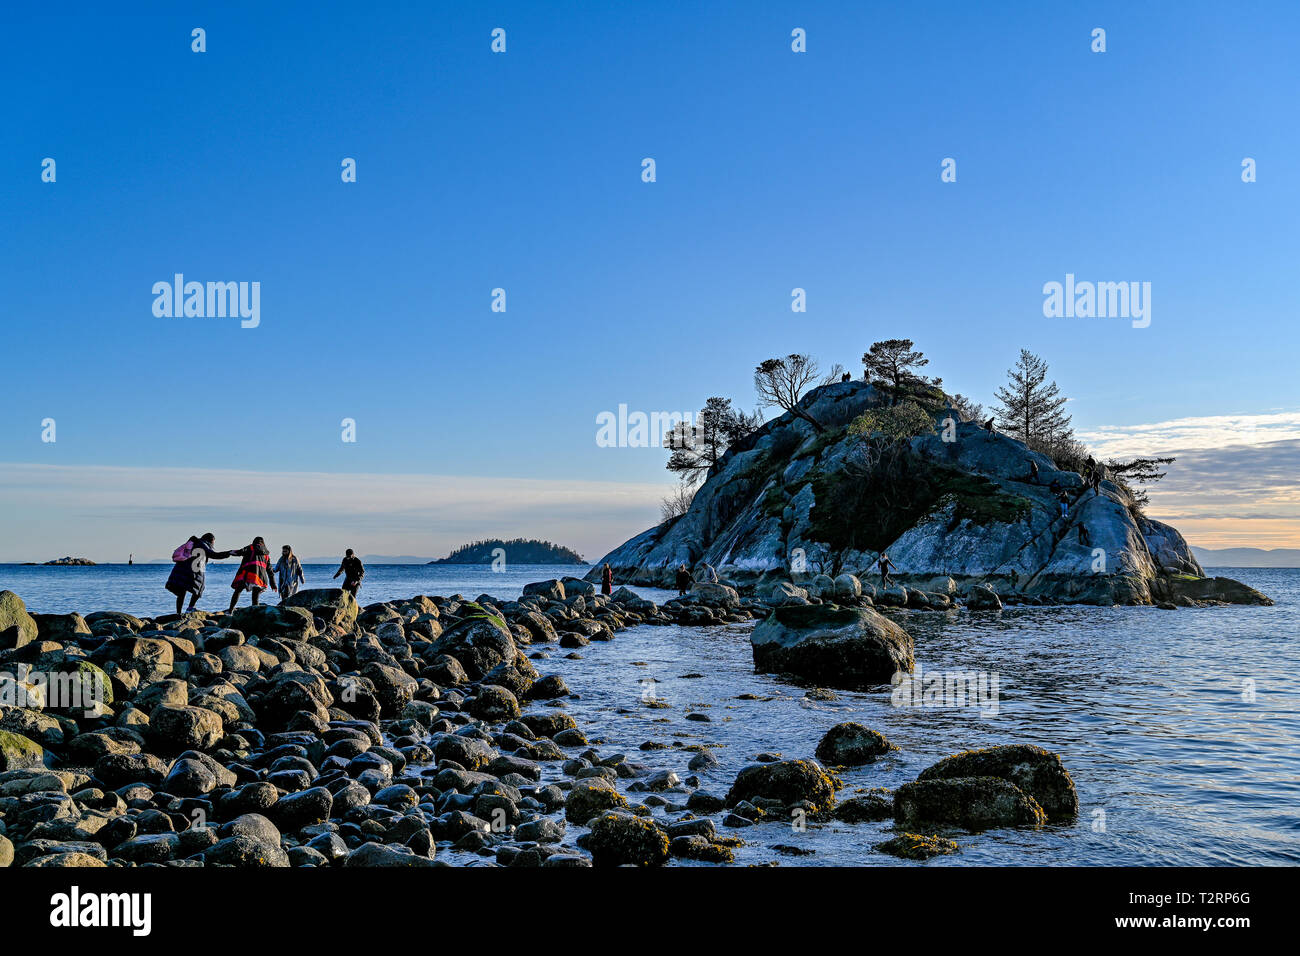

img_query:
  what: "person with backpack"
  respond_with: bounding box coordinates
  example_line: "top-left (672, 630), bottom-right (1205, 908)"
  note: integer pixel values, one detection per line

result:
top-left (227, 537), bottom-right (276, 613)
top-left (165, 533), bottom-right (237, 615)
top-left (274, 544), bottom-right (306, 602)
top-left (333, 548), bottom-right (365, 597)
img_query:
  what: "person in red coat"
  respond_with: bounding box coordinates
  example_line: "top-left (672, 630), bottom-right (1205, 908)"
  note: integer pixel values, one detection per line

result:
top-left (227, 537), bottom-right (275, 612)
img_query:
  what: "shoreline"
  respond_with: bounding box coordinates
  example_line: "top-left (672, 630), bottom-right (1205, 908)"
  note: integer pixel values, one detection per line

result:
top-left (0, 579), bottom-right (1089, 867)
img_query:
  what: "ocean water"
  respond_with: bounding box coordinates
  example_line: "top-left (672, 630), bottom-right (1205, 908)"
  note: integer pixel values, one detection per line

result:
top-left (2, 563), bottom-right (1296, 866)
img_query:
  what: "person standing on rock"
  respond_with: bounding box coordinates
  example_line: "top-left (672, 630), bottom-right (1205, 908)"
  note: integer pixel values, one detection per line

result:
top-left (601, 563), bottom-right (614, 595)
top-left (698, 562), bottom-right (719, 584)
top-left (227, 537), bottom-right (275, 612)
top-left (675, 563), bottom-right (692, 596)
top-left (1026, 458), bottom-right (1039, 484)
top-left (878, 552), bottom-right (897, 588)
top-left (274, 545), bottom-right (306, 602)
top-left (1056, 490), bottom-right (1070, 520)
top-left (165, 532), bottom-right (237, 615)
top-left (334, 548), bottom-right (365, 597)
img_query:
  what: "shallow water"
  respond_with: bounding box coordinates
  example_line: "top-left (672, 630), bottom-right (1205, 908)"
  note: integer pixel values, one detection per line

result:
top-left (523, 569), bottom-right (1300, 866)
top-left (3, 563), bottom-right (1296, 865)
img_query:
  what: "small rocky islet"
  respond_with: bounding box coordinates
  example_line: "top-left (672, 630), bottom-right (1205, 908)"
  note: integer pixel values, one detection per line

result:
top-left (2, 576), bottom-right (1083, 868)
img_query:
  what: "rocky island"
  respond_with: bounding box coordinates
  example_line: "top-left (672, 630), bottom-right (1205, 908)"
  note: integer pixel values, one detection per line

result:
top-left (593, 378), bottom-right (1270, 609)
top-left (430, 539), bottom-right (584, 565)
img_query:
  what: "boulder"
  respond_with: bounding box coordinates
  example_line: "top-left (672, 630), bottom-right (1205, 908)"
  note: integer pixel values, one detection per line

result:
top-left (0, 591), bottom-right (38, 651)
top-left (564, 777), bottom-right (628, 823)
top-left (522, 580), bottom-right (565, 601)
top-left (585, 811), bottom-right (670, 867)
top-left (765, 581), bottom-right (810, 606)
top-left (284, 588), bottom-right (359, 630)
top-left (894, 776), bottom-right (1047, 831)
top-left (31, 613), bottom-right (92, 644)
top-left (228, 603), bottom-right (317, 640)
top-left (0, 731), bottom-right (46, 771)
top-left (688, 583), bottom-right (740, 609)
top-left (725, 759), bottom-right (836, 813)
top-left (428, 611), bottom-right (517, 680)
top-left (874, 832), bottom-right (960, 860)
top-left (914, 744), bottom-right (1078, 821)
top-left (750, 604), bottom-right (913, 689)
top-left (965, 585), bottom-right (1003, 610)
top-left (814, 722), bottom-right (896, 766)
top-left (147, 704), bottom-right (223, 753)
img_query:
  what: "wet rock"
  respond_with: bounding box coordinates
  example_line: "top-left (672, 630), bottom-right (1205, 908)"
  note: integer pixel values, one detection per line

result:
top-left (344, 842), bottom-right (440, 867)
top-left (429, 611), bottom-right (517, 680)
top-left (814, 722), bottom-right (896, 766)
top-left (670, 834), bottom-right (734, 863)
top-left (466, 685), bottom-right (521, 722)
top-left (564, 777), bottom-right (628, 823)
top-left (834, 790), bottom-right (894, 822)
top-left (894, 776), bottom-right (1047, 831)
top-left (874, 832), bottom-right (960, 860)
top-left (965, 585), bottom-right (1002, 610)
top-left (725, 759), bottom-right (836, 813)
top-left (586, 811), bottom-right (669, 867)
top-left (750, 605), bottom-right (913, 690)
top-left (269, 787), bottom-right (333, 831)
top-left (915, 744), bottom-right (1078, 821)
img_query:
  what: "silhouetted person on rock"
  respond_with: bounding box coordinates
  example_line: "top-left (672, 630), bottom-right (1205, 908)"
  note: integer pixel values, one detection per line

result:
top-left (878, 553), bottom-right (896, 588)
top-left (983, 417), bottom-right (995, 433)
top-left (1027, 459), bottom-right (1039, 484)
top-left (601, 563), bottom-right (614, 595)
top-left (675, 563), bottom-right (692, 595)
top-left (334, 548), bottom-right (365, 597)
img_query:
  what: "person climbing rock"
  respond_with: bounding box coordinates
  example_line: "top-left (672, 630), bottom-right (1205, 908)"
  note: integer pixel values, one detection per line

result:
top-left (1056, 489), bottom-right (1070, 520)
top-left (1027, 458), bottom-right (1039, 484)
top-left (878, 552), bottom-right (897, 588)
top-left (333, 548), bottom-right (365, 597)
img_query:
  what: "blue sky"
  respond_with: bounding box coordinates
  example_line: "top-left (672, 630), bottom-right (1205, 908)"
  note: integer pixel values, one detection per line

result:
top-left (2, 1), bottom-right (1298, 561)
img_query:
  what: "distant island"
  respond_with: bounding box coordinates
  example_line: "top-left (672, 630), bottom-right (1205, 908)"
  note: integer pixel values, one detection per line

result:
top-left (429, 538), bottom-right (585, 565)
top-left (1192, 546), bottom-right (1300, 568)
top-left (21, 556), bottom-right (97, 566)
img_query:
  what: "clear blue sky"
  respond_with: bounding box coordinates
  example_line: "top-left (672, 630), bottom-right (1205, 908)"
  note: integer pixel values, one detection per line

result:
top-left (2, 1), bottom-right (1298, 560)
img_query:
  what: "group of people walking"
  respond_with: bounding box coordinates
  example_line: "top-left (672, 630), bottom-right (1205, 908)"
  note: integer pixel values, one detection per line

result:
top-left (164, 533), bottom-right (364, 614)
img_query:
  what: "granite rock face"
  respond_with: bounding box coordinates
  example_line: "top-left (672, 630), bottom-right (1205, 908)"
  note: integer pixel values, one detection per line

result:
top-left (593, 379), bottom-right (1264, 606)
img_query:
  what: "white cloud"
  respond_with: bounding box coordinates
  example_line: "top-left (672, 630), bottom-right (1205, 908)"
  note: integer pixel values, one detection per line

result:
top-left (1078, 409), bottom-right (1300, 460)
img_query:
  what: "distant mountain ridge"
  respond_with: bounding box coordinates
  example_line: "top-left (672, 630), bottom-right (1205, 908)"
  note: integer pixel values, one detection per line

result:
top-left (1192, 547), bottom-right (1300, 568)
top-left (430, 538), bottom-right (584, 565)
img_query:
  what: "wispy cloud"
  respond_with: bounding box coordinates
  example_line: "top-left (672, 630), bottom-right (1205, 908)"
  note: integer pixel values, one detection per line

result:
top-left (0, 463), bottom-right (672, 563)
top-left (1079, 409), bottom-right (1300, 459)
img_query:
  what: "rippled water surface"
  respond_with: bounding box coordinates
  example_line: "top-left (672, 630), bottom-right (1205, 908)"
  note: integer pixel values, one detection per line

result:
top-left (3, 563), bottom-right (1297, 865)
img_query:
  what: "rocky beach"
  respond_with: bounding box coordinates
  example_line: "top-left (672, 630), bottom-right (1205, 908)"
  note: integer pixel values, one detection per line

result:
top-left (1, 575), bottom-right (1106, 869)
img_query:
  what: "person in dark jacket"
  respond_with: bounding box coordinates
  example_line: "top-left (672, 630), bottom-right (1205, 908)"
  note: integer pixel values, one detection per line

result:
top-left (334, 548), bottom-right (365, 597)
top-left (1056, 490), bottom-right (1070, 519)
top-left (165, 533), bottom-right (236, 614)
top-left (601, 563), bottom-right (614, 595)
top-left (228, 537), bottom-right (275, 612)
top-left (675, 563), bottom-right (692, 596)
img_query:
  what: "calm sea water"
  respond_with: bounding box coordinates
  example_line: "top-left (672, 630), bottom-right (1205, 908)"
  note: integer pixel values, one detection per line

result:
top-left (2, 563), bottom-right (1296, 866)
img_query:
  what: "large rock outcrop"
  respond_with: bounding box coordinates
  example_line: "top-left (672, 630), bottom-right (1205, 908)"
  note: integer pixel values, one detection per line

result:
top-left (751, 605), bottom-right (913, 688)
top-left (593, 379), bottom-right (1267, 606)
